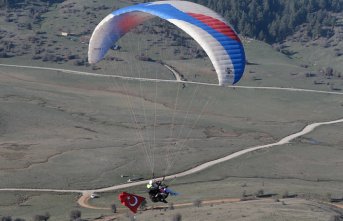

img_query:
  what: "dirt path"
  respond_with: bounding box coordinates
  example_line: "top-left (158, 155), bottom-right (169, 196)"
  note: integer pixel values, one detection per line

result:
top-left (163, 64), bottom-right (185, 81)
top-left (0, 118), bottom-right (343, 195)
top-left (333, 203), bottom-right (343, 209)
top-left (92, 199), bottom-right (343, 221)
top-left (77, 118), bottom-right (343, 194)
top-left (79, 192), bottom-right (241, 211)
top-left (1, 63), bottom-right (343, 95)
top-left (78, 193), bottom-right (110, 210)
top-left (79, 193), bottom-right (343, 213)
top-left (1, 63), bottom-right (343, 214)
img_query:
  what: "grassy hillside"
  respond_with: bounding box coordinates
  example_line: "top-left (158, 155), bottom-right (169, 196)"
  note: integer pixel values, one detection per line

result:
top-left (1, 0), bottom-right (341, 89)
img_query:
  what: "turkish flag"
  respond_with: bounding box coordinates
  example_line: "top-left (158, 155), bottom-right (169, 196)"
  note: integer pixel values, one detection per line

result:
top-left (118, 192), bottom-right (145, 213)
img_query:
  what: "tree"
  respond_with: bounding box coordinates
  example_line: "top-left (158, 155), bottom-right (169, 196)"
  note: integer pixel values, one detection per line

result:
top-left (191, 0), bottom-right (339, 43)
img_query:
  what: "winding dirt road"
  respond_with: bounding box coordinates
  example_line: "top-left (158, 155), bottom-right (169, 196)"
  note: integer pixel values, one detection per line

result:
top-left (79, 118), bottom-right (343, 195)
top-left (1, 63), bottom-right (343, 210)
top-left (0, 118), bottom-right (342, 195)
top-left (78, 194), bottom-right (110, 210)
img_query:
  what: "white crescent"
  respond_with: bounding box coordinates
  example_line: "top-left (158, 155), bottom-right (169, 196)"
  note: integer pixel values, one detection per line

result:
top-left (128, 196), bottom-right (138, 207)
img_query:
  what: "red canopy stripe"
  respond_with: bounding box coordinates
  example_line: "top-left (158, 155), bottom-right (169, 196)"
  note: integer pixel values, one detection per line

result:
top-left (187, 12), bottom-right (241, 42)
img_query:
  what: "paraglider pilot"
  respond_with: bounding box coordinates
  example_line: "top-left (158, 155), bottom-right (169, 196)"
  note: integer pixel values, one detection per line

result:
top-left (147, 179), bottom-right (169, 203)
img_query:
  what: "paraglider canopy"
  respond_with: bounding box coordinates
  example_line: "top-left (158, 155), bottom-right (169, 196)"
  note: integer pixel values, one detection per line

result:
top-left (88, 0), bottom-right (245, 85)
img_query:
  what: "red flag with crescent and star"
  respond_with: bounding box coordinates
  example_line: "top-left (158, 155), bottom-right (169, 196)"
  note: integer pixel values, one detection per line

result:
top-left (118, 192), bottom-right (145, 213)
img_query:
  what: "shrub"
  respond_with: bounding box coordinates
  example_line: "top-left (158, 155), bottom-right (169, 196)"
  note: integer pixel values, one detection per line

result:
top-left (69, 210), bottom-right (81, 221)
top-left (111, 204), bottom-right (117, 213)
top-left (242, 190), bottom-right (247, 198)
top-left (91, 65), bottom-right (101, 70)
top-left (34, 213), bottom-right (50, 221)
top-left (327, 193), bottom-right (332, 201)
top-left (0, 52), bottom-right (12, 58)
top-left (256, 189), bottom-right (264, 197)
top-left (193, 199), bottom-right (202, 208)
top-left (32, 55), bottom-right (42, 60)
top-left (172, 213), bottom-right (182, 221)
top-left (73, 59), bottom-right (85, 66)
top-left (169, 202), bottom-right (174, 210)
top-left (330, 215), bottom-right (343, 221)
top-left (68, 54), bottom-right (80, 60)
top-left (326, 67), bottom-right (334, 76)
top-left (140, 199), bottom-right (147, 210)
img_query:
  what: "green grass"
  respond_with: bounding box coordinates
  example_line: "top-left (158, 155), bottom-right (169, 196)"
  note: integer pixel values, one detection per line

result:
top-left (0, 66), bottom-right (342, 190)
